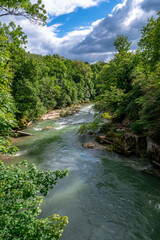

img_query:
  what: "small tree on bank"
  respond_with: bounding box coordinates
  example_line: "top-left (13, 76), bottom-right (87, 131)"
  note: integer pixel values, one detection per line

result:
top-left (0, 160), bottom-right (68, 239)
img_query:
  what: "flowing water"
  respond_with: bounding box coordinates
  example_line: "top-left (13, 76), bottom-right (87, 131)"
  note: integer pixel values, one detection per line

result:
top-left (7, 104), bottom-right (160, 240)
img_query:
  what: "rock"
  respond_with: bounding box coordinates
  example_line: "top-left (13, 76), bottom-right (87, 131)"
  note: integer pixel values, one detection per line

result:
top-left (96, 136), bottom-right (107, 144)
top-left (83, 142), bottom-right (97, 149)
top-left (82, 142), bottom-right (109, 151)
top-left (43, 126), bottom-right (53, 130)
top-left (96, 132), bottom-right (127, 155)
top-left (142, 166), bottom-right (160, 178)
top-left (123, 133), bottom-right (147, 157)
top-left (41, 112), bottom-right (60, 120)
top-left (147, 137), bottom-right (160, 163)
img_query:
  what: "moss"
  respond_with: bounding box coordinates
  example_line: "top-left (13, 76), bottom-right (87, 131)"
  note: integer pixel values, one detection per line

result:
top-left (99, 122), bottom-right (112, 133)
top-left (105, 131), bottom-right (123, 142)
top-left (110, 144), bottom-right (125, 154)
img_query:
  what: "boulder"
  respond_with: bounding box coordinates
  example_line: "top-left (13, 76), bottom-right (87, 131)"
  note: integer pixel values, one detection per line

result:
top-left (82, 142), bottom-right (108, 151)
top-left (43, 126), bottom-right (53, 130)
top-left (83, 142), bottom-right (97, 149)
top-left (122, 133), bottom-right (147, 157)
top-left (147, 137), bottom-right (160, 163)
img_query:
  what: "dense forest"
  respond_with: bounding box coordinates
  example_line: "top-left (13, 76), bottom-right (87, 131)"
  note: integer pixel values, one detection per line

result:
top-left (0, 0), bottom-right (160, 239)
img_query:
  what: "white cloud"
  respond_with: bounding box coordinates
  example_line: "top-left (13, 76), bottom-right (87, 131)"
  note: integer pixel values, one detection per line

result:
top-left (72, 0), bottom-right (159, 62)
top-left (112, 0), bottom-right (127, 13)
top-left (19, 17), bottom-right (104, 60)
top-left (123, 0), bottom-right (145, 27)
top-left (42, 0), bottom-right (107, 16)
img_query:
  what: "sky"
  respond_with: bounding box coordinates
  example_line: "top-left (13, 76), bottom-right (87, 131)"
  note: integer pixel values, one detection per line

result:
top-left (1, 0), bottom-right (159, 62)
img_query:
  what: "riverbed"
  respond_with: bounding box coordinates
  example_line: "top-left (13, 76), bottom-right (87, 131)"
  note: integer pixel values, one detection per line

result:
top-left (6, 104), bottom-right (160, 240)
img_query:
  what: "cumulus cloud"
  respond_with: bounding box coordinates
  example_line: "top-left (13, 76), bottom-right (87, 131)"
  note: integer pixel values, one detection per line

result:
top-left (42, 0), bottom-right (107, 16)
top-left (72, 0), bottom-right (159, 61)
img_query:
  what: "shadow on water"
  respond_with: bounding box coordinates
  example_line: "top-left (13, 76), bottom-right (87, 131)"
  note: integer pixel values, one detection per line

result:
top-left (7, 104), bottom-right (160, 240)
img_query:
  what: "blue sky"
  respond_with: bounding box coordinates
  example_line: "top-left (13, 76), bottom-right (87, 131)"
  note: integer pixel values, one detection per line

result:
top-left (1, 0), bottom-right (159, 62)
top-left (47, 1), bottom-right (121, 37)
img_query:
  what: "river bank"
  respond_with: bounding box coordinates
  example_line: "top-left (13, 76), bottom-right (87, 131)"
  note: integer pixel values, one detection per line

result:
top-left (41, 105), bottom-right (81, 120)
top-left (82, 120), bottom-right (160, 178)
top-left (0, 105), bottom-right (81, 162)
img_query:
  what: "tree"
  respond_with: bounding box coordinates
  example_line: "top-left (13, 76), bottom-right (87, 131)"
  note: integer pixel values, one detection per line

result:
top-left (12, 55), bottom-right (46, 124)
top-left (0, 0), bottom-right (47, 25)
top-left (138, 11), bottom-right (160, 69)
top-left (0, 160), bottom-right (68, 239)
top-left (114, 35), bottom-right (131, 53)
top-left (131, 62), bottom-right (160, 136)
top-left (0, 34), bottom-right (18, 154)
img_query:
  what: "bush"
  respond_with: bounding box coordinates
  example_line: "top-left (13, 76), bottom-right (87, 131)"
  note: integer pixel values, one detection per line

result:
top-left (0, 160), bottom-right (68, 239)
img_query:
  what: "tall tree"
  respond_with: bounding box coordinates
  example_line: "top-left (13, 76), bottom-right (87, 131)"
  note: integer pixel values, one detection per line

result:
top-left (138, 11), bottom-right (160, 69)
top-left (114, 35), bottom-right (131, 53)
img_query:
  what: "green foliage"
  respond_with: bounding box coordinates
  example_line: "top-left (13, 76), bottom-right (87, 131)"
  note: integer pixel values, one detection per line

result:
top-left (94, 13), bottom-right (160, 139)
top-left (0, 21), bottom-right (27, 49)
top-left (0, 160), bottom-right (68, 239)
top-left (138, 11), bottom-right (160, 69)
top-left (0, 0), bottom-right (47, 25)
top-left (0, 34), bottom-right (18, 154)
top-left (11, 53), bottom-right (96, 123)
top-left (114, 35), bottom-right (131, 53)
top-left (96, 51), bottom-right (135, 94)
top-left (94, 86), bottom-right (125, 114)
top-left (0, 0), bottom-right (47, 154)
top-left (132, 63), bottom-right (160, 136)
top-left (13, 55), bottom-right (46, 121)
top-left (102, 112), bottom-right (112, 120)
top-left (78, 117), bottom-right (103, 134)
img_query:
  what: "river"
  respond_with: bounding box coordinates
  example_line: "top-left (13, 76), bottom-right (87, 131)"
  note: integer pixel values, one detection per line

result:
top-left (7, 104), bottom-right (160, 240)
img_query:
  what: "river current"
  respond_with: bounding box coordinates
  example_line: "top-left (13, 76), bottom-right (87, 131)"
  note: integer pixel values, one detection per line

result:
top-left (7, 104), bottom-right (160, 240)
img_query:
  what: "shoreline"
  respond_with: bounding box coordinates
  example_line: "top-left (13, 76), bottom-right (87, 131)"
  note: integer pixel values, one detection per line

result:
top-left (40, 105), bottom-right (81, 120)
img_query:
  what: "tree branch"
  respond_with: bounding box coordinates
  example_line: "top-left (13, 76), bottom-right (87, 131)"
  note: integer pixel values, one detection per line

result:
top-left (0, 4), bottom-right (46, 25)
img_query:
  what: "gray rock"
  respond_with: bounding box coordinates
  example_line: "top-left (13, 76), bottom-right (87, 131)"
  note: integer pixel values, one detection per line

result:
top-left (147, 137), bottom-right (160, 163)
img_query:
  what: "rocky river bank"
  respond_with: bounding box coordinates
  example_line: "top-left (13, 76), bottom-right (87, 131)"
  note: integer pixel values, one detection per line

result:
top-left (82, 123), bottom-right (160, 178)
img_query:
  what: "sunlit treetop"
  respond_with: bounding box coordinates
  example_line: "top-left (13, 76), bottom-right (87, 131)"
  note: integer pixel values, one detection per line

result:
top-left (0, 0), bottom-right (47, 25)
top-left (114, 35), bottom-right (132, 54)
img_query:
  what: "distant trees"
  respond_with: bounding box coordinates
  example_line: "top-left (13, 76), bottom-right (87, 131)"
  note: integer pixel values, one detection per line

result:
top-left (11, 53), bottom-right (96, 126)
